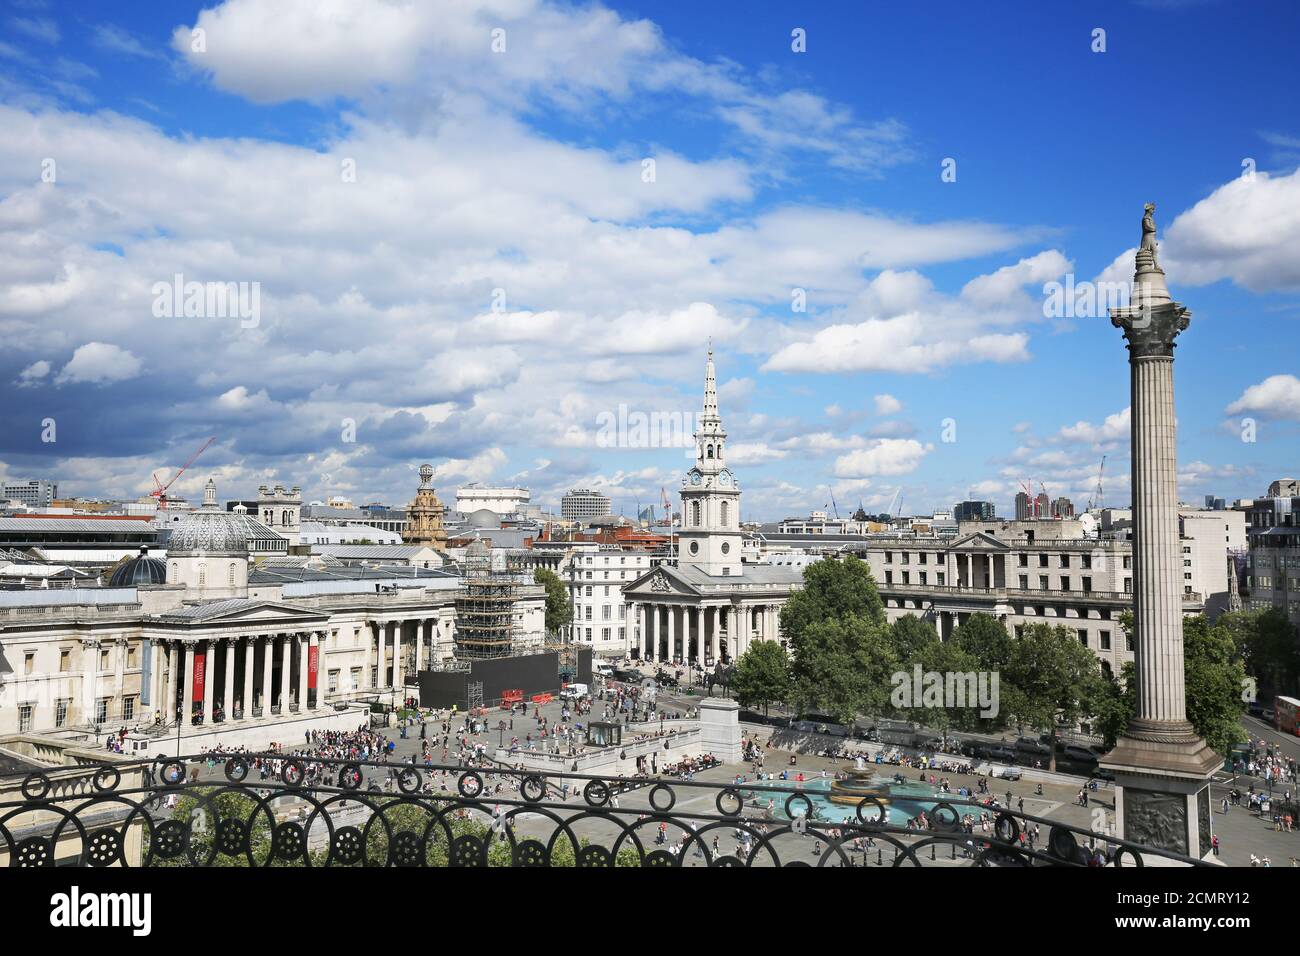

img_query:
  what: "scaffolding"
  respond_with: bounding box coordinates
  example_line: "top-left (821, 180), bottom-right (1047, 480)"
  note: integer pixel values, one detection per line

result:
top-left (454, 541), bottom-right (520, 659)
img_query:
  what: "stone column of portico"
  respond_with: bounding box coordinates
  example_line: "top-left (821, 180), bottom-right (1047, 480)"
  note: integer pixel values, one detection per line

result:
top-left (414, 622), bottom-right (425, 674)
top-left (710, 607), bottom-right (721, 664)
top-left (375, 622), bottom-right (387, 689)
top-left (182, 643), bottom-right (196, 726)
top-left (278, 635), bottom-right (292, 712)
top-left (644, 605), bottom-right (655, 662)
top-left (665, 605), bottom-right (676, 663)
top-left (394, 623), bottom-right (406, 696)
top-left (1101, 203), bottom-right (1219, 859)
top-left (167, 642), bottom-right (179, 723)
top-left (222, 637), bottom-right (235, 722)
top-left (242, 638), bottom-right (255, 719)
top-left (80, 641), bottom-right (96, 725)
top-left (296, 633), bottom-right (309, 711)
top-left (112, 639), bottom-right (125, 721)
top-left (202, 641), bottom-right (216, 724)
top-left (627, 602), bottom-right (638, 658)
top-left (260, 637), bottom-right (273, 716)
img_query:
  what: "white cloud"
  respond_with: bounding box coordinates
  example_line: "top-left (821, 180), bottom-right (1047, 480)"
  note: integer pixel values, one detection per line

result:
top-left (1058, 407), bottom-right (1130, 445)
top-left (54, 343), bottom-right (143, 386)
top-left (1226, 374), bottom-right (1300, 420)
top-left (16, 360), bottom-right (50, 386)
top-left (1164, 169), bottom-right (1300, 292)
top-left (873, 394), bottom-right (902, 415)
top-left (833, 439), bottom-right (932, 478)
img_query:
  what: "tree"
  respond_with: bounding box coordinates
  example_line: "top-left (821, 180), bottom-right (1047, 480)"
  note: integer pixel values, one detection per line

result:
top-left (953, 613), bottom-right (1013, 671)
top-left (907, 639), bottom-right (984, 739)
top-left (1112, 612), bottom-right (1247, 757)
top-left (1091, 661), bottom-right (1136, 751)
top-left (533, 568), bottom-right (572, 637)
top-left (790, 617), bottom-right (898, 724)
top-left (1002, 623), bottom-right (1106, 771)
top-left (780, 555), bottom-right (886, 639)
top-left (781, 556), bottom-right (895, 723)
top-left (1223, 608), bottom-right (1300, 701)
top-left (891, 614), bottom-right (940, 663)
top-left (730, 641), bottom-right (791, 715)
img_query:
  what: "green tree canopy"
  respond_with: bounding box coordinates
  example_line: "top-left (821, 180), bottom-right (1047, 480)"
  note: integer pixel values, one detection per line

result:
top-left (891, 614), bottom-right (940, 664)
top-left (730, 640), bottom-right (792, 716)
top-left (533, 568), bottom-right (572, 637)
top-left (1003, 623), bottom-right (1107, 770)
top-left (952, 612), bottom-right (1013, 671)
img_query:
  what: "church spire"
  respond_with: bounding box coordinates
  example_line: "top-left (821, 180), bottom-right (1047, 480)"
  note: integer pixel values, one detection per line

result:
top-left (701, 345), bottom-right (719, 425)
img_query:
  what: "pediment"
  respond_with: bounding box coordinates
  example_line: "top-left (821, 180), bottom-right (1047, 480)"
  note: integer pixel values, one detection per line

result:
top-left (947, 532), bottom-right (1008, 551)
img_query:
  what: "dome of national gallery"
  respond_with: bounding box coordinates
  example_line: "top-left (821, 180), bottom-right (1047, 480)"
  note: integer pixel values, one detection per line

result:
top-left (165, 478), bottom-right (249, 554)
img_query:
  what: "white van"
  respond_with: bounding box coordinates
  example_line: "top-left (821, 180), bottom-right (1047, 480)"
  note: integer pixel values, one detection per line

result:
top-left (593, 662), bottom-right (614, 678)
top-left (560, 683), bottom-right (589, 700)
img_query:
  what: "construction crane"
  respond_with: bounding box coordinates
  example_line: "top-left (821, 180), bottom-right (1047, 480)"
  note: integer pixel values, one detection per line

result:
top-left (1088, 455), bottom-right (1107, 511)
top-left (150, 437), bottom-right (215, 509)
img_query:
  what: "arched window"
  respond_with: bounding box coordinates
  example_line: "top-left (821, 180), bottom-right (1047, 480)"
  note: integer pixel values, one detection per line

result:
top-left (720, 501), bottom-right (729, 527)
top-left (706, 444), bottom-right (714, 459)
top-left (198, 563), bottom-right (206, 587)
top-left (228, 563), bottom-right (236, 586)
top-left (283, 510), bottom-right (291, 526)
top-left (691, 501), bottom-right (701, 527)
top-left (170, 562), bottom-right (178, 581)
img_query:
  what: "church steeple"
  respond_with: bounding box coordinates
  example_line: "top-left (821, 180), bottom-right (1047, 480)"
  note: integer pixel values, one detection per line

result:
top-left (679, 348), bottom-right (742, 576)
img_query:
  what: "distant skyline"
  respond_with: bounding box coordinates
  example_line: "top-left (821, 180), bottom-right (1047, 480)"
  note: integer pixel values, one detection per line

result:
top-left (1, 0), bottom-right (1298, 521)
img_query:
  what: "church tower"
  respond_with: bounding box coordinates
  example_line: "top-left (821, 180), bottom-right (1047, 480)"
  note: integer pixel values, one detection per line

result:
top-left (678, 349), bottom-right (742, 576)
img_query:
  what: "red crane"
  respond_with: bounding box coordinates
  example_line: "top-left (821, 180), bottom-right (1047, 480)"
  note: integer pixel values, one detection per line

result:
top-left (151, 437), bottom-right (215, 509)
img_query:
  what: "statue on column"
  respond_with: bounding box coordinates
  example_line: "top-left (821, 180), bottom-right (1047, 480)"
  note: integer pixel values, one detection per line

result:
top-left (1137, 201), bottom-right (1162, 272)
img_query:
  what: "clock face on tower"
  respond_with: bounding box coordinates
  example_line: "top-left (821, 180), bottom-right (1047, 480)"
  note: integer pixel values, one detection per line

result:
top-left (689, 470), bottom-right (702, 485)
top-left (719, 470), bottom-right (732, 486)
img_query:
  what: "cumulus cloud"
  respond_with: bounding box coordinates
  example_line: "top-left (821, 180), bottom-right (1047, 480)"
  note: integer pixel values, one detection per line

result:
top-left (873, 394), bottom-right (902, 415)
top-left (16, 360), bottom-right (50, 386)
top-left (53, 343), bottom-right (143, 386)
top-left (1057, 408), bottom-right (1130, 445)
top-left (1226, 374), bottom-right (1300, 420)
top-left (833, 439), bottom-right (932, 478)
top-left (1164, 169), bottom-right (1300, 292)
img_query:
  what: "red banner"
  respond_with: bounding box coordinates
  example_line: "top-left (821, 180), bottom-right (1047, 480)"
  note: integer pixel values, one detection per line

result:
top-left (192, 650), bottom-right (205, 702)
top-left (308, 645), bottom-right (319, 689)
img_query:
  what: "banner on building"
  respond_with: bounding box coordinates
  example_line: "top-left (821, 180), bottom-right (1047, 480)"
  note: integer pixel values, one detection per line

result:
top-left (308, 644), bottom-right (319, 689)
top-left (192, 651), bottom-right (205, 704)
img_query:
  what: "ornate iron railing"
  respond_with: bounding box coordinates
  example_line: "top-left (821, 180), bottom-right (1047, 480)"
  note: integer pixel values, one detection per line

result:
top-left (1, 753), bottom-right (1212, 867)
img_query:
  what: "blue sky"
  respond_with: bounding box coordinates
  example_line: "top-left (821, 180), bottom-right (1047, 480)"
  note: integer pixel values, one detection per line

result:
top-left (0, 0), bottom-right (1297, 519)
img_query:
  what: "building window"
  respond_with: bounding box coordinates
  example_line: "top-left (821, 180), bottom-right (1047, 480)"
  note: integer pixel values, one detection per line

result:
top-left (1060, 577), bottom-right (1070, 591)
top-left (1038, 575), bottom-right (1048, 590)
top-left (1077, 628), bottom-right (1088, 646)
top-left (1018, 575), bottom-right (1028, 590)
top-left (1125, 632), bottom-right (1134, 652)
top-left (351, 667), bottom-right (362, 689)
top-left (1039, 554), bottom-right (1049, 568)
top-left (127, 646), bottom-right (137, 667)
top-left (59, 650), bottom-right (70, 672)
top-left (19, 705), bottom-right (33, 732)
top-left (100, 649), bottom-right (110, 671)
top-left (936, 573), bottom-right (945, 586)
top-left (198, 563), bottom-right (206, 586)
top-left (228, 564), bottom-right (237, 585)
top-left (1060, 555), bottom-right (1070, 568)
top-left (1100, 631), bottom-right (1111, 651)
top-left (328, 670), bottom-right (340, 693)
top-left (123, 696), bottom-right (135, 721)
top-left (721, 501), bottom-right (729, 527)
top-left (55, 699), bottom-right (70, 727)
top-left (24, 652), bottom-right (34, 675)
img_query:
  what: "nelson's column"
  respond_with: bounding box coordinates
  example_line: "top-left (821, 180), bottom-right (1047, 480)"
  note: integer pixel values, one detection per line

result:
top-left (1100, 203), bottom-right (1220, 860)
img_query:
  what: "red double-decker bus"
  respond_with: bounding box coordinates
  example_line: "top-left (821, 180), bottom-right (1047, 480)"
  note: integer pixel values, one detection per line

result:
top-left (1275, 696), bottom-right (1300, 736)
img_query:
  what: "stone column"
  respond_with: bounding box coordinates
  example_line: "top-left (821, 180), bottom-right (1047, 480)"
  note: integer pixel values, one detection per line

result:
top-left (295, 634), bottom-right (308, 711)
top-left (376, 622), bottom-right (387, 689)
top-left (81, 640), bottom-right (97, 725)
top-left (1101, 203), bottom-right (1218, 859)
top-left (645, 605), bottom-right (655, 662)
top-left (393, 623), bottom-right (405, 693)
top-left (260, 637), bottom-right (273, 716)
top-left (627, 602), bottom-right (638, 658)
top-left (710, 607), bottom-right (721, 663)
top-left (278, 635), bottom-right (292, 712)
top-left (202, 641), bottom-right (216, 725)
top-left (666, 605), bottom-right (676, 663)
top-left (242, 638), bottom-right (255, 719)
top-left (181, 644), bottom-right (195, 726)
top-left (168, 642), bottom-right (180, 723)
top-left (223, 638), bottom-right (235, 722)
top-left (414, 622), bottom-right (425, 673)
